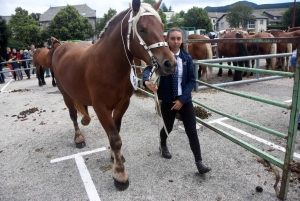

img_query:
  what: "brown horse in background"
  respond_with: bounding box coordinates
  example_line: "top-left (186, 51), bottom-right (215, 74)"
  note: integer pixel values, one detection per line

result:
top-left (217, 31), bottom-right (250, 81)
top-left (33, 37), bottom-right (61, 86)
top-left (52, 0), bottom-right (176, 190)
top-left (267, 30), bottom-right (293, 71)
top-left (245, 32), bottom-right (277, 71)
top-left (187, 34), bottom-right (213, 82)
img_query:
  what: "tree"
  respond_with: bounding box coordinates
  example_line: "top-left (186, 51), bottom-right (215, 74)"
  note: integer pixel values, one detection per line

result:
top-left (167, 13), bottom-right (184, 28)
top-left (179, 10), bottom-right (185, 18)
top-left (226, 3), bottom-right (255, 28)
top-left (96, 8), bottom-right (117, 35)
top-left (8, 7), bottom-right (41, 49)
top-left (281, 3), bottom-right (300, 28)
top-left (30, 13), bottom-right (41, 21)
top-left (183, 7), bottom-right (213, 31)
top-left (160, 3), bottom-right (168, 12)
top-left (158, 8), bottom-right (167, 27)
top-left (0, 17), bottom-right (11, 56)
top-left (47, 5), bottom-right (93, 40)
top-left (168, 6), bottom-right (172, 12)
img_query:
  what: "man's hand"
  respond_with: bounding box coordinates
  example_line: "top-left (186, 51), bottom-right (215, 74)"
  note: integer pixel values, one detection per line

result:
top-left (145, 81), bottom-right (158, 92)
top-left (171, 100), bottom-right (183, 110)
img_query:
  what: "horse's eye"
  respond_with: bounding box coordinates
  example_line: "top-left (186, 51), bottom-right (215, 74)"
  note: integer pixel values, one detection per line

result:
top-left (139, 28), bottom-right (145, 33)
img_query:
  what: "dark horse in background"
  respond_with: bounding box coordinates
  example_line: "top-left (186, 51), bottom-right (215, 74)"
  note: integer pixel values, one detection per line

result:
top-left (52, 0), bottom-right (176, 190)
top-left (217, 31), bottom-right (250, 81)
top-left (33, 37), bottom-right (60, 86)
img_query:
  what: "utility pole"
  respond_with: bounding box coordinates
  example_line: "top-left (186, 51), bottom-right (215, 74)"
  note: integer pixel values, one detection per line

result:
top-left (292, 0), bottom-right (296, 28)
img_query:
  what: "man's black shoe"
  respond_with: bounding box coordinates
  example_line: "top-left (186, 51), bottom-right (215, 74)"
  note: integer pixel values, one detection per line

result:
top-left (297, 123), bottom-right (300, 130)
top-left (159, 145), bottom-right (172, 159)
top-left (196, 161), bottom-right (211, 174)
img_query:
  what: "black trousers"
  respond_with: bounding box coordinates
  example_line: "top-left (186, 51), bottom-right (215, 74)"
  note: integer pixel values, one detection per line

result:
top-left (160, 101), bottom-right (202, 162)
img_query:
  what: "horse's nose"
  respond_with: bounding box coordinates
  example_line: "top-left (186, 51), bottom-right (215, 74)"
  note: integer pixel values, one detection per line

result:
top-left (163, 59), bottom-right (177, 68)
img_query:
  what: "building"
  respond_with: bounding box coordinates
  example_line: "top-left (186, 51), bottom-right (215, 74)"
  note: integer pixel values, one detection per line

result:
top-left (0, 16), bottom-right (11, 23)
top-left (39, 4), bottom-right (97, 39)
top-left (262, 9), bottom-right (286, 25)
top-left (164, 11), bottom-right (175, 21)
top-left (208, 11), bottom-right (268, 33)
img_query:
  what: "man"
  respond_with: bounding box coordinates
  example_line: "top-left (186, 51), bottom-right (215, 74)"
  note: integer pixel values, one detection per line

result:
top-left (28, 44), bottom-right (36, 74)
top-left (5, 47), bottom-right (11, 61)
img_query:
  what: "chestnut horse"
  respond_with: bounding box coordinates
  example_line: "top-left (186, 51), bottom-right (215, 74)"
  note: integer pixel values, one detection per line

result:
top-left (33, 37), bottom-right (61, 86)
top-left (267, 30), bottom-right (293, 71)
top-left (52, 0), bottom-right (176, 190)
top-left (245, 32), bottom-right (277, 71)
top-left (187, 34), bottom-right (213, 82)
top-left (217, 31), bottom-right (250, 81)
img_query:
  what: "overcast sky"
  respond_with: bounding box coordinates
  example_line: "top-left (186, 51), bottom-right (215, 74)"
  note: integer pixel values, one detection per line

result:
top-left (1, 0), bottom-right (296, 17)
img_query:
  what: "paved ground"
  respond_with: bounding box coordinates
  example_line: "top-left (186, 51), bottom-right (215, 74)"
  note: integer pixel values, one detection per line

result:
top-left (0, 68), bottom-right (300, 200)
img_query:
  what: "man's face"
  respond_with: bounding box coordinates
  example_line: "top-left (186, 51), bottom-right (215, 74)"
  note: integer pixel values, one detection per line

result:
top-left (12, 49), bottom-right (16, 53)
top-left (31, 45), bottom-right (35, 50)
top-left (7, 47), bottom-right (10, 52)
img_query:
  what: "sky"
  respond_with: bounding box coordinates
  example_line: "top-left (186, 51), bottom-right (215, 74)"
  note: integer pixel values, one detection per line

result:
top-left (0, 0), bottom-right (296, 18)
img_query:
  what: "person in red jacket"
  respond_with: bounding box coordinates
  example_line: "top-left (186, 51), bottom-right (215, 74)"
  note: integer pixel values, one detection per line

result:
top-left (9, 48), bottom-right (21, 80)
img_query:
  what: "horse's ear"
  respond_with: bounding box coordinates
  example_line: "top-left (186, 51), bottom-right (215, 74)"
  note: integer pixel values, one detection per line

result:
top-left (152, 0), bottom-right (162, 10)
top-left (132, 0), bottom-right (140, 14)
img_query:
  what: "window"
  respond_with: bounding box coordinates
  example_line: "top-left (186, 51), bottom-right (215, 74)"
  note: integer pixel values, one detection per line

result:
top-left (213, 20), bottom-right (215, 23)
top-left (82, 12), bottom-right (86, 16)
top-left (221, 22), bottom-right (224, 29)
top-left (260, 20), bottom-right (263, 25)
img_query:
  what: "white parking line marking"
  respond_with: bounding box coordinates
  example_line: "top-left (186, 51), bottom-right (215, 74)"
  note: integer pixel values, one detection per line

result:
top-left (51, 147), bottom-right (106, 201)
top-left (284, 99), bottom-right (292, 103)
top-left (0, 79), bottom-right (14, 93)
top-left (213, 120), bottom-right (300, 159)
top-left (75, 155), bottom-right (101, 201)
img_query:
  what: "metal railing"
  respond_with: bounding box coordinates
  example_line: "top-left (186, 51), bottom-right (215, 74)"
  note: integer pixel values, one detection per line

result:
top-left (136, 36), bottom-right (299, 200)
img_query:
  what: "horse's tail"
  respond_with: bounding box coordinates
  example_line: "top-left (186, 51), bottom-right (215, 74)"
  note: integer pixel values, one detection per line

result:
top-left (74, 100), bottom-right (91, 121)
top-left (205, 42), bottom-right (213, 75)
top-left (268, 34), bottom-right (277, 70)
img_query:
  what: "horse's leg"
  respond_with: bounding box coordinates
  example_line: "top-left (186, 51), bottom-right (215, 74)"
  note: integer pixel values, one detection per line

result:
top-left (218, 62), bottom-right (223, 76)
top-left (81, 105), bottom-right (91, 126)
top-left (266, 59), bottom-right (270, 70)
top-left (36, 65), bottom-right (43, 86)
top-left (94, 103), bottom-right (129, 190)
top-left (198, 65), bottom-right (202, 80)
top-left (57, 84), bottom-right (86, 148)
top-left (50, 69), bottom-right (57, 87)
top-left (200, 66), bottom-right (208, 82)
top-left (40, 66), bottom-right (46, 85)
top-left (228, 62), bottom-right (233, 76)
top-left (233, 61), bottom-right (242, 81)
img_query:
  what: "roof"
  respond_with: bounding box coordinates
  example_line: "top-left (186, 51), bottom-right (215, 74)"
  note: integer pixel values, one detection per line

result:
top-left (263, 10), bottom-right (285, 17)
top-left (39, 4), bottom-right (96, 22)
top-left (0, 16), bottom-right (11, 23)
top-left (207, 12), bottom-right (227, 18)
top-left (252, 11), bottom-right (269, 19)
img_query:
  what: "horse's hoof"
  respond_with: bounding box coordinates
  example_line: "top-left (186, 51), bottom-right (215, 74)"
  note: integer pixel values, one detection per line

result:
top-left (76, 141), bottom-right (86, 148)
top-left (81, 118), bottom-right (90, 126)
top-left (113, 178), bottom-right (129, 191)
top-left (111, 155), bottom-right (125, 163)
top-left (52, 84), bottom-right (57, 87)
top-left (217, 73), bottom-right (222, 77)
top-left (39, 83), bottom-right (43, 87)
top-left (42, 82), bottom-right (46, 85)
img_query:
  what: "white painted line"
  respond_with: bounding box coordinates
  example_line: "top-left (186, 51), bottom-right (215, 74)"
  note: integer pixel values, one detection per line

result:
top-left (216, 121), bottom-right (300, 159)
top-left (284, 99), bottom-right (292, 103)
top-left (75, 155), bottom-right (101, 201)
top-left (0, 79), bottom-right (14, 93)
top-left (208, 117), bottom-right (229, 124)
top-left (51, 147), bottom-right (106, 163)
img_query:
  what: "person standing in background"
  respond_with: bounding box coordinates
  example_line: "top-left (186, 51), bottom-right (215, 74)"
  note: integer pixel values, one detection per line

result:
top-left (28, 44), bottom-right (36, 75)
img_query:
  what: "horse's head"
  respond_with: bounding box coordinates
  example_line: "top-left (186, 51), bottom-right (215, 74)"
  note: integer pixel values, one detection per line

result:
top-left (51, 37), bottom-right (61, 49)
top-left (127, 0), bottom-right (176, 76)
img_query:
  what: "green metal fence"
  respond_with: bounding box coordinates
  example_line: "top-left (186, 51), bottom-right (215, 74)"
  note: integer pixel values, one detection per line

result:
top-left (137, 36), bottom-right (300, 200)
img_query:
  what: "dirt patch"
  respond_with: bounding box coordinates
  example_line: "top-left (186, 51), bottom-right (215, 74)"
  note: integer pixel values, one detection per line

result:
top-left (10, 89), bottom-right (30, 93)
top-left (99, 164), bottom-right (113, 172)
top-left (176, 106), bottom-right (211, 121)
top-left (17, 107), bottom-right (39, 119)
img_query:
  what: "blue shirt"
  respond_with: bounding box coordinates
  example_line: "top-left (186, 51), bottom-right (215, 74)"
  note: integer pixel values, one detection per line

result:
top-left (143, 50), bottom-right (195, 104)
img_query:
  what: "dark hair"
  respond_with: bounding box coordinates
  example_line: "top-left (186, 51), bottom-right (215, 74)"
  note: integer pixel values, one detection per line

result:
top-left (166, 27), bottom-right (187, 53)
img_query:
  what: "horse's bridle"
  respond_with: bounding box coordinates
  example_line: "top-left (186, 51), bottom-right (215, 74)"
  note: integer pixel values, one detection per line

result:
top-left (121, 4), bottom-right (168, 80)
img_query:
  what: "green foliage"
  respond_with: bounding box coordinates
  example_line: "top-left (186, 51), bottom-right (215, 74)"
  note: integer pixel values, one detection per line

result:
top-left (266, 25), bottom-right (287, 30)
top-left (160, 3), bottom-right (168, 12)
top-left (168, 6), bottom-right (172, 12)
top-left (158, 8), bottom-right (167, 27)
top-left (0, 17), bottom-right (11, 55)
top-left (142, 0), bottom-right (157, 5)
top-left (8, 7), bottom-right (41, 48)
top-left (167, 13), bottom-right (184, 28)
top-left (7, 39), bottom-right (27, 50)
top-left (30, 13), bottom-right (41, 21)
top-left (226, 3), bottom-right (255, 28)
top-left (47, 5), bottom-right (93, 40)
top-left (281, 3), bottom-right (300, 28)
top-left (183, 7), bottom-right (213, 31)
top-left (179, 10), bottom-right (185, 18)
top-left (96, 8), bottom-right (117, 35)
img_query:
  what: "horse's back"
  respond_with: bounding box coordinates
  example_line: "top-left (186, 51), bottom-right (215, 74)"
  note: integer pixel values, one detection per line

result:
top-left (188, 34), bottom-right (208, 60)
top-left (33, 48), bottom-right (50, 66)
